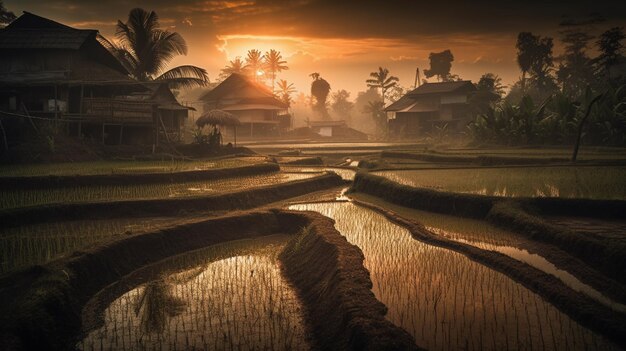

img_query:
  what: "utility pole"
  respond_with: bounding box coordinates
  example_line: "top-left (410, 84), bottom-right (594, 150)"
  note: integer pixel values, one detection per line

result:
top-left (414, 68), bottom-right (421, 89)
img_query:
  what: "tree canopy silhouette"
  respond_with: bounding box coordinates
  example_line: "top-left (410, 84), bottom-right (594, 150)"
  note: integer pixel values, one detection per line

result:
top-left (100, 8), bottom-right (209, 89)
top-left (310, 73), bottom-right (331, 119)
top-left (331, 89), bottom-right (354, 122)
top-left (424, 50), bottom-right (454, 82)
top-left (515, 32), bottom-right (556, 97)
top-left (595, 27), bottom-right (625, 78)
top-left (245, 49), bottom-right (264, 81)
top-left (366, 67), bottom-right (399, 104)
top-left (263, 49), bottom-right (288, 92)
top-left (220, 57), bottom-right (247, 80)
top-left (557, 29), bottom-right (595, 97)
top-left (0, 1), bottom-right (16, 27)
top-left (276, 79), bottom-right (296, 107)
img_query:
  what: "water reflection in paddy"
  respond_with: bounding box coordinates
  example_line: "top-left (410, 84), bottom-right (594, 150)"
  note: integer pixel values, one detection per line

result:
top-left (350, 193), bottom-right (626, 312)
top-left (289, 201), bottom-right (618, 350)
top-left (79, 236), bottom-right (309, 351)
top-left (373, 167), bottom-right (626, 199)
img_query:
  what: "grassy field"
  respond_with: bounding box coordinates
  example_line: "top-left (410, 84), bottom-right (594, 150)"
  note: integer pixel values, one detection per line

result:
top-left (0, 156), bottom-right (268, 177)
top-left (0, 172), bottom-right (317, 209)
top-left (79, 235), bottom-right (309, 350)
top-left (373, 166), bottom-right (626, 199)
top-left (289, 201), bottom-right (618, 350)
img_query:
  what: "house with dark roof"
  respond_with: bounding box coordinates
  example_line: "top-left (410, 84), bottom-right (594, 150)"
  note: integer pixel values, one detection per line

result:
top-left (0, 12), bottom-right (190, 145)
top-left (200, 73), bottom-right (289, 138)
top-left (385, 81), bottom-right (476, 138)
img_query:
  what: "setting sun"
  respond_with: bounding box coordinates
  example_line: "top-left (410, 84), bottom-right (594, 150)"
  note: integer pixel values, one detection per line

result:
top-left (0, 1), bottom-right (625, 350)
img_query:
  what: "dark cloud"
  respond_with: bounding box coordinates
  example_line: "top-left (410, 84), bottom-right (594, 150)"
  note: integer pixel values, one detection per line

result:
top-left (6, 0), bottom-right (626, 39)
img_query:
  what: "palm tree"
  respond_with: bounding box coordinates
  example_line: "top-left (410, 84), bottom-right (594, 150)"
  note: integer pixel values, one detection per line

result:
top-left (100, 8), bottom-right (208, 88)
top-left (245, 49), bottom-right (264, 82)
top-left (263, 49), bottom-right (288, 92)
top-left (276, 79), bottom-right (296, 107)
top-left (366, 67), bottom-right (399, 105)
top-left (219, 57), bottom-right (247, 80)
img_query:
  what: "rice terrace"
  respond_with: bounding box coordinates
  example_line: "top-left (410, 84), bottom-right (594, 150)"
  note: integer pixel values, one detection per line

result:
top-left (0, 1), bottom-right (625, 350)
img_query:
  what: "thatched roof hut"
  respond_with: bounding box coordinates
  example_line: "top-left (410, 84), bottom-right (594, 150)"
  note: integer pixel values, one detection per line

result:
top-left (196, 110), bottom-right (241, 128)
top-left (196, 110), bottom-right (242, 146)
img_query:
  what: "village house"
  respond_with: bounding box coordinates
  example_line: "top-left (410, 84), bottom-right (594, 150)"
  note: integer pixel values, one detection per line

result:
top-left (0, 12), bottom-right (190, 145)
top-left (307, 120), bottom-right (368, 140)
top-left (385, 81), bottom-right (476, 138)
top-left (200, 73), bottom-right (290, 139)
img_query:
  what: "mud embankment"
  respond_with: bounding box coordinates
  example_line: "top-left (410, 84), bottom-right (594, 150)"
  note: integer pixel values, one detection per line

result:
top-left (380, 150), bottom-right (626, 166)
top-left (0, 173), bottom-right (345, 227)
top-left (0, 211), bottom-right (299, 350)
top-left (1, 208), bottom-right (417, 351)
top-left (488, 201), bottom-right (626, 285)
top-left (278, 156), bottom-right (324, 165)
top-left (0, 162), bottom-right (279, 190)
top-left (351, 172), bottom-right (626, 289)
top-left (351, 172), bottom-right (496, 218)
top-left (352, 199), bottom-right (626, 349)
top-left (279, 211), bottom-right (420, 351)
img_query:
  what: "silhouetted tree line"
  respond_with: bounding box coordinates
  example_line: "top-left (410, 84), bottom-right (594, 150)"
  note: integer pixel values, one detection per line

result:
top-left (470, 26), bottom-right (626, 147)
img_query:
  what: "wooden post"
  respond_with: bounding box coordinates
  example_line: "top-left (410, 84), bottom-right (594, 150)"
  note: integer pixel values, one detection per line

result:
top-left (234, 126), bottom-right (237, 147)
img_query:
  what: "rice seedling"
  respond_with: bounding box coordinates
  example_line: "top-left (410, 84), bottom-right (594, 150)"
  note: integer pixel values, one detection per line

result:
top-left (0, 172), bottom-right (317, 210)
top-left (0, 157), bottom-right (267, 177)
top-left (351, 193), bottom-right (626, 313)
top-left (373, 166), bottom-right (626, 199)
top-left (0, 217), bottom-right (180, 274)
top-left (289, 201), bottom-right (619, 350)
top-left (280, 166), bottom-right (356, 180)
top-left (78, 236), bottom-right (310, 350)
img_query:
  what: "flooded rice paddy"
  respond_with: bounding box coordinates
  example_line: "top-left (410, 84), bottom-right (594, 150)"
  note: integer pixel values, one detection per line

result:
top-left (0, 157), bottom-right (268, 177)
top-left (289, 201), bottom-right (618, 350)
top-left (351, 193), bottom-right (626, 313)
top-left (280, 166), bottom-right (355, 181)
top-left (79, 235), bottom-right (309, 351)
top-left (373, 166), bottom-right (626, 199)
top-left (0, 172), bottom-right (316, 209)
top-left (0, 217), bottom-right (182, 274)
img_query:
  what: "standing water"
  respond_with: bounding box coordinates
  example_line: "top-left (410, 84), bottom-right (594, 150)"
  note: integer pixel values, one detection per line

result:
top-left (79, 236), bottom-right (310, 351)
top-left (289, 201), bottom-right (618, 350)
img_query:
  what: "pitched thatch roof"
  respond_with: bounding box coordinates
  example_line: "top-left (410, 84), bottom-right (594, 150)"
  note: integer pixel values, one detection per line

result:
top-left (196, 110), bottom-right (241, 127)
top-left (386, 81), bottom-right (476, 112)
top-left (0, 12), bottom-right (128, 76)
top-left (406, 81), bottom-right (475, 96)
top-left (200, 73), bottom-right (287, 109)
top-left (150, 84), bottom-right (195, 111)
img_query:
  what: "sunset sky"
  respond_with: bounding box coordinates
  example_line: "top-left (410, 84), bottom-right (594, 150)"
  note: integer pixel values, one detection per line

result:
top-left (5, 0), bottom-right (626, 100)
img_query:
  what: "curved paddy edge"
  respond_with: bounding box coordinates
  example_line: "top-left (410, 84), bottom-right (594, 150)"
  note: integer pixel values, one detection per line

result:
top-left (0, 211), bottom-right (302, 350)
top-left (488, 201), bottom-right (626, 286)
top-left (352, 198), bottom-right (626, 349)
top-left (0, 173), bottom-right (346, 227)
top-left (0, 208), bottom-right (415, 351)
top-left (351, 172), bottom-right (626, 285)
top-left (0, 162), bottom-right (280, 189)
top-left (278, 210), bottom-right (421, 351)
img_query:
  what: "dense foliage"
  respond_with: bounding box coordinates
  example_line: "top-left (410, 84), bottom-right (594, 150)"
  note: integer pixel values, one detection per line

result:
top-left (468, 85), bottom-right (626, 146)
